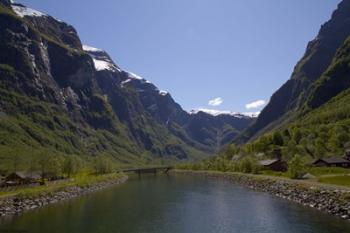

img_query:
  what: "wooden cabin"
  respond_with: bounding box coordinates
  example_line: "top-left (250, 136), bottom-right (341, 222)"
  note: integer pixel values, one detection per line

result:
top-left (5, 172), bottom-right (41, 186)
top-left (312, 157), bottom-right (350, 168)
top-left (258, 159), bottom-right (287, 172)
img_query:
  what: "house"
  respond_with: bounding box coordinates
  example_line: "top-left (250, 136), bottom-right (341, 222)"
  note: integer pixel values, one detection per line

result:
top-left (312, 157), bottom-right (350, 168)
top-left (258, 159), bottom-right (287, 172)
top-left (5, 172), bottom-right (41, 186)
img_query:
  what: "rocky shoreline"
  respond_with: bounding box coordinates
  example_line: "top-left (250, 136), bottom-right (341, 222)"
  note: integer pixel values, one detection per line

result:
top-left (175, 170), bottom-right (350, 220)
top-left (0, 175), bottom-right (128, 218)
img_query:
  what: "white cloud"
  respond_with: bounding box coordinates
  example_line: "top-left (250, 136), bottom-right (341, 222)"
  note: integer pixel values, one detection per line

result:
top-left (208, 97), bottom-right (223, 106)
top-left (245, 100), bottom-right (266, 110)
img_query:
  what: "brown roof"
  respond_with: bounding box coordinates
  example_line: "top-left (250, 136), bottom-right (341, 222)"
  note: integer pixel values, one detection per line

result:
top-left (258, 159), bottom-right (280, 166)
top-left (7, 172), bottom-right (41, 180)
top-left (313, 157), bottom-right (350, 165)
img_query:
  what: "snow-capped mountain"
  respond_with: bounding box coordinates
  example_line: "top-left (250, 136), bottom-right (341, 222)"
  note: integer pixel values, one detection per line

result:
top-left (189, 109), bottom-right (260, 118)
top-left (0, 0), bottom-right (255, 162)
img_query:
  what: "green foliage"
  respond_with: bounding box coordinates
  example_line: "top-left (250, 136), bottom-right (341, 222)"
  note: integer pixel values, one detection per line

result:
top-left (63, 155), bottom-right (83, 178)
top-left (94, 156), bottom-right (114, 174)
top-left (0, 173), bottom-right (126, 198)
top-left (242, 89), bottom-right (350, 161)
top-left (272, 131), bottom-right (284, 146)
top-left (288, 154), bottom-right (306, 179)
top-left (177, 153), bottom-right (261, 175)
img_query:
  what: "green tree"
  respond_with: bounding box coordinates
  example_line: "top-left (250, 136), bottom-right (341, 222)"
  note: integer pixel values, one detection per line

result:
top-left (63, 155), bottom-right (82, 178)
top-left (288, 154), bottom-right (305, 179)
top-left (292, 129), bottom-right (302, 144)
top-left (272, 131), bottom-right (284, 146)
top-left (38, 152), bottom-right (64, 179)
top-left (239, 157), bottom-right (253, 173)
top-left (94, 156), bottom-right (114, 174)
top-left (314, 138), bottom-right (327, 158)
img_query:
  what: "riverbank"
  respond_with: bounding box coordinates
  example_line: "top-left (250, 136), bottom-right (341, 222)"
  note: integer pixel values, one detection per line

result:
top-left (175, 170), bottom-right (350, 220)
top-left (0, 173), bottom-right (127, 218)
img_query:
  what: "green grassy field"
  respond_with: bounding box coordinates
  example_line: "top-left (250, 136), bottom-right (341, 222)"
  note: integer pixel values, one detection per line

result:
top-left (0, 172), bottom-right (126, 199)
top-left (308, 167), bottom-right (350, 177)
top-left (318, 175), bottom-right (350, 187)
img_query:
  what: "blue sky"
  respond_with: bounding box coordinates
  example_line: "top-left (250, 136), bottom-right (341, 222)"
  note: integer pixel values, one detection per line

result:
top-left (18, 0), bottom-right (341, 114)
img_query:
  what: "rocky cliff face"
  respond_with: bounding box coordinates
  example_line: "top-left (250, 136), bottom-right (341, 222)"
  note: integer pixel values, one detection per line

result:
top-left (0, 1), bottom-right (254, 163)
top-left (237, 0), bottom-right (350, 142)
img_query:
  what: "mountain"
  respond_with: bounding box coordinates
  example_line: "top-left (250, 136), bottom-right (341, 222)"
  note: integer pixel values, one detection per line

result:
top-left (236, 0), bottom-right (350, 143)
top-left (0, 0), bottom-right (255, 168)
top-left (233, 0), bottom-right (350, 159)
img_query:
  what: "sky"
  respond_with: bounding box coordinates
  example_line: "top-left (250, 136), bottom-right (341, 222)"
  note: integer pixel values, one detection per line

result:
top-left (18, 0), bottom-right (341, 114)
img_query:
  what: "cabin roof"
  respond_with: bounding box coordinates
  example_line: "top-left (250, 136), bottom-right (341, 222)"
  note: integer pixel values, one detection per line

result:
top-left (7, 172), bottom-right (41, 180)
top-left (313, 157), bottom-right (350, 165)
top-left (258, 159), bottom-right (279, 166)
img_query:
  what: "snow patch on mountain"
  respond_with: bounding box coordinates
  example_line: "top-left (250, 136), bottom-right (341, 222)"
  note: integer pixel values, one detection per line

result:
top-left (125, 71), bottom-right (152, 84)
top-left (126, 71), bottom-right (143, 80)
top-left (189, 108), bottom-right (259, 118)
top-left (11, 4), bottom-right (47, 18)
top-left (82, 45), bottom-right (103, 52)
top-left (91, 58), bottom-right (115, 71)
top-left (159, 90), bottom-right (168, 96)
top-left (83, 45), bottom-right (120, 72)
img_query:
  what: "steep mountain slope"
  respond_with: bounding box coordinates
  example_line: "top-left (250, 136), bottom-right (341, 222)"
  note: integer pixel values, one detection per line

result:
top-left (0, 0), bottom-right (254, 168)
top-left (237, 0), bottom-right (350, 142)
top-left (237, 1), bottom-right (350, 159)
top-left (84, 47), bottom-right (255, 155)
top-left (307, 37), bottom-right (350, 109)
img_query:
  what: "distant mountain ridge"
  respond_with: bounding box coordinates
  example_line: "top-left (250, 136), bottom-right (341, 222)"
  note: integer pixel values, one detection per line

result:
top-left (0, 0), bottom-right (255, 165)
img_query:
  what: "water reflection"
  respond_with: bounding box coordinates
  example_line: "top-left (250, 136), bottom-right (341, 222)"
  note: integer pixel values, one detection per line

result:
top-left (1, 175), bottom-right (350, 233)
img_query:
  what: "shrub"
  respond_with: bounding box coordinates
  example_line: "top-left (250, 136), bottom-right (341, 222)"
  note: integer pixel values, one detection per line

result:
top-left (94, 156), bottom-right (114, 174)
top-left (288, 154), bottom-right (305, 179)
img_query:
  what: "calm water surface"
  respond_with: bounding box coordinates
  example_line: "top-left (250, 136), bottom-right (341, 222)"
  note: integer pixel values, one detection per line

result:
top-left (1, 175), bottom-right (350, 233)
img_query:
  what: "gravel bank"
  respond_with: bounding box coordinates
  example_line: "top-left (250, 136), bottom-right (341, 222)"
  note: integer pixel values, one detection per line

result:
top-left (0, 175), bottom-right (127, 218)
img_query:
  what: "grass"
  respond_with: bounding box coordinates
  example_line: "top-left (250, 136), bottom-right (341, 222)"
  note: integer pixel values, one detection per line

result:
top-left (261, 170), bottom-right (289, 178)
top-left (318, 175), bottom-right (350, 187)
top-left (0, 172), bottom-right (126, 199)
top-left (259, 167), bottom-right (350, 179)
top-left (308, 167), bottom-right (350, 177)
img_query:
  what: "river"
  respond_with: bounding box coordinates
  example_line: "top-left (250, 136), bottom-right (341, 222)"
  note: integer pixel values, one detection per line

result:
top-left (1, 174), bottom-right (350, 233)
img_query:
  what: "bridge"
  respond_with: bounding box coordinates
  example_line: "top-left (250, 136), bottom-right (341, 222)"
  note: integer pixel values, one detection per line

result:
top-left (121, 166), bottom-right (174, 176)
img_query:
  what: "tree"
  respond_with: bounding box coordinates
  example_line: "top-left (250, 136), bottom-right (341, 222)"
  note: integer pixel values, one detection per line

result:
top-left (94, 156), bottom-right (114, 174)
top-left (314, 138), bottom-right (327, 158)
top-left (288, 154), bottom-right (305, 179)
top-left (63, 155), bottom-right (82, 178)
top-left (223, 144), bottom-right (238, 160)
top-left (272, 131), bottom-right (284, 146)
top-left (239, 157), bottom-right (253, 173)
top-left (38, 152), bottom-right (64, 180)
top-left (292, 129), bottom-right (302, 144)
